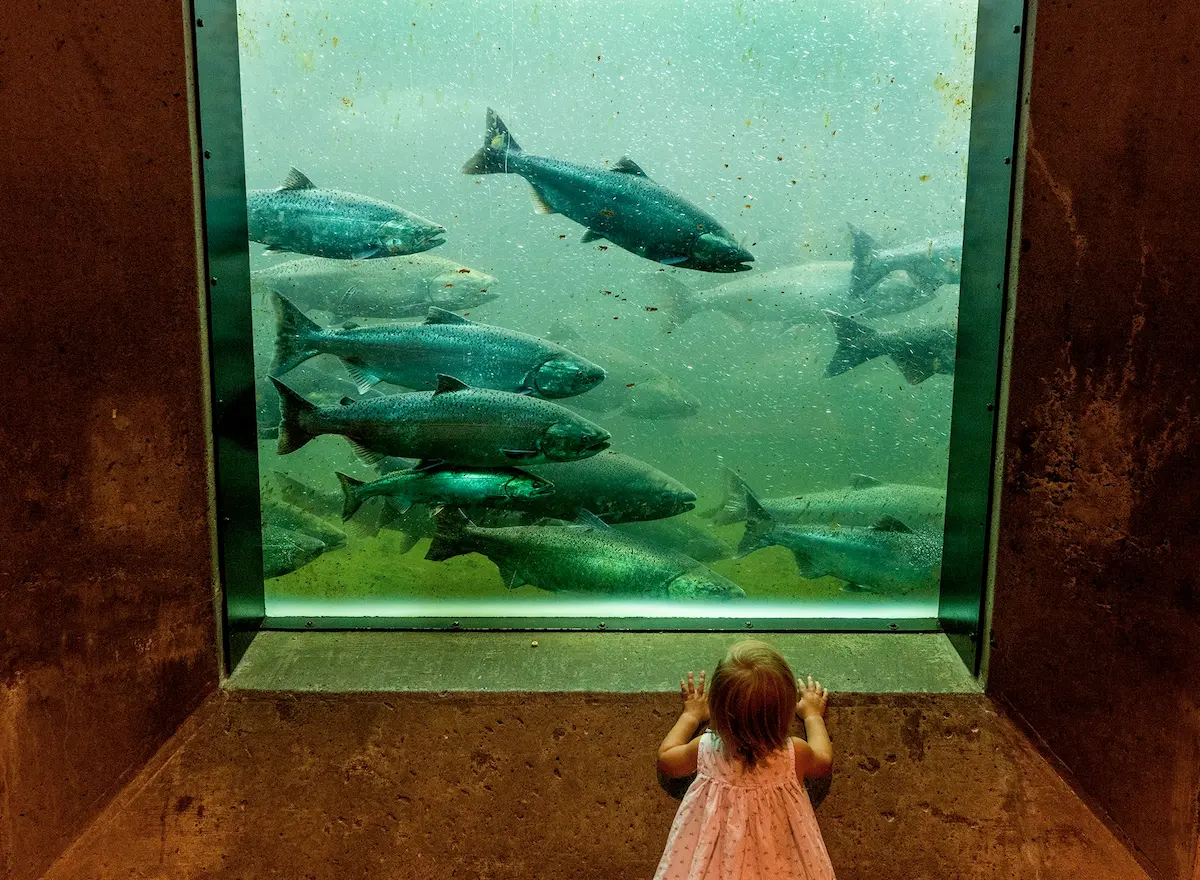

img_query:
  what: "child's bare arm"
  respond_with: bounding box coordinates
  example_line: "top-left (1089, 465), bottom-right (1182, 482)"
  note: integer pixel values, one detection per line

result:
top-left (657, 671), bottom-right (708, 778)
top-left (793, 676), bottom-right (833, 779)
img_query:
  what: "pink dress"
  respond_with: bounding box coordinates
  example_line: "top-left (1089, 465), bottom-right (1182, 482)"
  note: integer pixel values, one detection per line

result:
top-left (654, 731), bottom-right (835, 880)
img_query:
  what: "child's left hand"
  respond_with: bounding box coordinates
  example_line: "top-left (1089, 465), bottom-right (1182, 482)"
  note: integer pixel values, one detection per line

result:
top-left (679, 670), bottom-right (709, 723)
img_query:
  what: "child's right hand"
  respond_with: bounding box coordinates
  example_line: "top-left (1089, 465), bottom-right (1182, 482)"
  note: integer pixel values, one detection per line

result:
top-left (797, 675), bottom-right (829, 720)
top-left (679, 670), bottom-right (709, 723)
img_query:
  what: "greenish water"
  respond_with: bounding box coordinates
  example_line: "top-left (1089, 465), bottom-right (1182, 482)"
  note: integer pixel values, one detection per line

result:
top-left (238, 0), bottom-right (978, 623)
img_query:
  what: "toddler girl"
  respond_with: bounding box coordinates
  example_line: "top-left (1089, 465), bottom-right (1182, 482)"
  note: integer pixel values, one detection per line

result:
top-left (654, 639), bottom-right (835, 879)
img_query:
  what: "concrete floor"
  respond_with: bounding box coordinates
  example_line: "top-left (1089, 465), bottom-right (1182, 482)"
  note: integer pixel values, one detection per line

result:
top-left (228, 631), bottom-right (981, 693)
top-left (44, 689), bottom-right (1149, 879)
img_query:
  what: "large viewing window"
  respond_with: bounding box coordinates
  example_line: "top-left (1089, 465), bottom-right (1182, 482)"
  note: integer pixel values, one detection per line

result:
top-left (196, 0), bottom-right (1024, 667)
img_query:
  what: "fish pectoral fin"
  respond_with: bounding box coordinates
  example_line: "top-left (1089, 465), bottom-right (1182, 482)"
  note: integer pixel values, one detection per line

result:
top-left (434, 374), bottom-right (471, 395)
top-left (660, 256), bottom-right (689, 266)
top-left (790, 550), bottom-right (824, 579)
top-left (580, 229), bottom-right (605, 243)
top-left (343, 362), bottom-right (383, 395)
top-left (850, 473), bottom-right (885, 490)
top-left (892, 353), bottom-right (936, 385)
top-left (412, 459), bottom-right (445, 473)
top-left (263, 246), bottom-right (293, 256)
top-left (872, 515), bottom-right (914, 533)
top-left (610, 156), bottom-right (650, 178)
top-left (496, 562), bottom-right (529, 589)
top-left (574, 509), bottom-right (611, 530)
top-left (280, 167), bottom-right (317, 190)
top-left (841, 582), bottom-right (873, 593)
top-left (351, 247), bottom-right (385, 260)
top-left (348, 440), bottom-right (386, 468)
top-left (528, 184), bottom-right (557, 215)
top-left (502, 448), bottom-right (541, 460)
top-left (424, 308), bottom-right (473, 325)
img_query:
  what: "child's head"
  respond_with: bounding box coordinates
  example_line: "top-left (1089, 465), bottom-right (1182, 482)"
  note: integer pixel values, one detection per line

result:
top-left (707, 640), bottom-right (797, 768)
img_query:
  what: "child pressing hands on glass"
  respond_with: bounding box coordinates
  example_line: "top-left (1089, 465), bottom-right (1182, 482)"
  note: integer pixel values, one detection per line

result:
top-left (653, 640), bottom-right (836, 879)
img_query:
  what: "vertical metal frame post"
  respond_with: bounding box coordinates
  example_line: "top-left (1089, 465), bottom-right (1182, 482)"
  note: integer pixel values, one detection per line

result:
top-left (939, 0), bottom-right (1030, 671)
top-left (190, 0), bottom-right (264, 668)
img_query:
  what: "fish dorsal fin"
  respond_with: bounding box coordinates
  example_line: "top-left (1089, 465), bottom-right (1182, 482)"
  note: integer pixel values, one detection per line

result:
top-left (546, 320), bottom-right (582, 342)
top-left (575, 510), bottom-right (610, 530)
top-left (872, 515), bottom-right (913, 533)
top-left (280, 167), bottom-right (316, 190)
top-left (850, 473), bottom-right (884, 490)
top-left (581, 229), bottom-right (605, 243)
top-left (424, 307), bottom-right (473, 326)
top-left (434, 374), bottom-right (471, 395)
top-left (611, 156), bottom-right (649, 178)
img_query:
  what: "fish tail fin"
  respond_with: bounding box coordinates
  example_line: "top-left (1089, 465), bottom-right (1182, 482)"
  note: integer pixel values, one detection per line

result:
top-left (824, 311), bottom-right (883, 378)
top-left (848, 223), bottom-right (878, 294)
top-left (647, 272), bottom-right (697, 331)
top-left (270, 290), bottom-right (324, 374)
top-left (461, 108), bottom-right (521, 175)
top-left (735, 485), bottom-right (775, 558)
top-left (712, 466), bottom-right (752, 526)
top-left (271, 376), bottom-right (318, 455)
top-left (425, 510), bottom-right (475, 562)
top-left (335, 472), bottom-right (367, 522)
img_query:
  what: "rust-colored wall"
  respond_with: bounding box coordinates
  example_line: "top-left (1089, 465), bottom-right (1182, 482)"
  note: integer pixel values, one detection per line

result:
top-left (0, 0), bottom-right (218, 877)
top-left (43, 692), bottom-right (1148, 880)
top-left (990, 1), bottom-right (1200, 878)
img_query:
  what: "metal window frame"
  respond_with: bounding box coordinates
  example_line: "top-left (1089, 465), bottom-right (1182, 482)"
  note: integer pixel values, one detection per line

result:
top-left (189, 0), bottom-right (1027, 672)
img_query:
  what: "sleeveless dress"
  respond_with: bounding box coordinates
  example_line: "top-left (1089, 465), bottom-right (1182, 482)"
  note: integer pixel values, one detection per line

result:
top-left (654, 731), bottom-right (835, 880)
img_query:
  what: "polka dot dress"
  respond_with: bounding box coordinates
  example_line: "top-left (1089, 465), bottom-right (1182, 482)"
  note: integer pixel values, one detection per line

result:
top-left (654, 731), bottom-right (835, 879)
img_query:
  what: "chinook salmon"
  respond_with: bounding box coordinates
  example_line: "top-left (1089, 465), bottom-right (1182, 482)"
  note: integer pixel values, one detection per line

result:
top-left (614, 517), bottom-right (729, 563)
top-left (271, 292), bottom-right (606, 398)
top-left (336, 466), bottom-right (554, 520)
top-left (520, 450), bottom-right (697, 522)
top-left (738, 491), bottom-right (942, 595)
top-left (654, 263), bottom-right (933, 330)
top-left (427, 511), bottom-right (745, 600)
top-left (262, 525), bottom-right (329, 579)
top-left (462, 109), bottom-right (753, 273)
top-left (714, 468), bottom-right (946, 531)
top-left (271, 374), bottom-right (610, 467)
top-left (848, 225), bottom-right (962, 296)
top-left (252, 254), bottom-right (499, 321)
top-left (824, 311), bottom-right (957, 384)
top-left (247, 167), bottom-right (446, 260)
top-left (545, 322), bottom-right (700, 419)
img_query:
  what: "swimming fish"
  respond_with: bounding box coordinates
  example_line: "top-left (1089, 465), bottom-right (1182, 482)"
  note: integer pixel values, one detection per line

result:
top-left (824, 311), bottom-right (957, 384)
top-left (247, 167), bottom-right (445, 260)
top-left (271, 291), bottom-right (605, 398)
top-left (462, 109), bottom-right (753, 272)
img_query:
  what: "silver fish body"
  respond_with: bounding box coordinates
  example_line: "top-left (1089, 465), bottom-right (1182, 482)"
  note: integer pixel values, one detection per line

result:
top-left (428, 513), bottom-right (745, 599)
top-left (738, 492), bottom-right (941, 595)
top-left (521, 450), bottom-right (697, 523)
top-left (656, 263), bottom-right (933, 329)
top-left (849, 225), bottom-right (963, 296)
top-left (824, 312), bottom-right (957, 384)
top-left (247, 167), bottom-right (446, 260)
top-left (253, 254), bottom-right (499, 320)
top-left (714, 468), bottom-right (946, 530)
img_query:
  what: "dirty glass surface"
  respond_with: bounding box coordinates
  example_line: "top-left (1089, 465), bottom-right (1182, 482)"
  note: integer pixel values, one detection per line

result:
top-left (240, 0), bottom-right (979, 625)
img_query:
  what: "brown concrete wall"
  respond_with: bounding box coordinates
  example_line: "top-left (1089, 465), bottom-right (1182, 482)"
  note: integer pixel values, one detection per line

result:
top-left (44, 691), bottom-right (1148, 880)
top-left (989, 2), bottom-right (1200, 879)
top-left (0, 0), bottom-right (219, 878)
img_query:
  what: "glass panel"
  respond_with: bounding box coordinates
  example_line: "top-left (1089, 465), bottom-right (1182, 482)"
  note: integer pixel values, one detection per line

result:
top-left (231, 0), bottom-right (985, 627)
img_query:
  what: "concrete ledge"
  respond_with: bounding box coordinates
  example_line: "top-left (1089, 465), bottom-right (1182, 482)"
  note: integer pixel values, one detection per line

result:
top-left (228, 630), bottom-right (980, 693)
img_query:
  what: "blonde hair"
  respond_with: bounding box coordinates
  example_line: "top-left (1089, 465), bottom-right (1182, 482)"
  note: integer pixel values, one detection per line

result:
top-left (707, 640), bottom-right (797, 768)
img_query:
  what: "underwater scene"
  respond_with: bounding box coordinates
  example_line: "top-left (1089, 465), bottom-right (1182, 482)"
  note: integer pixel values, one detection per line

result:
top-left (237, 0), bottom-right (977, 623)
